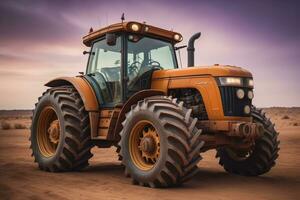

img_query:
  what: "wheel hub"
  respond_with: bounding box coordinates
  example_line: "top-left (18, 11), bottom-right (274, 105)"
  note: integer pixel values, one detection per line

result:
top-left (140, 136), bottom-right (155, 154)
top-left (48, 120), bottom-right (60, 144)
top-left (139, 127), bottom-right (160, 163)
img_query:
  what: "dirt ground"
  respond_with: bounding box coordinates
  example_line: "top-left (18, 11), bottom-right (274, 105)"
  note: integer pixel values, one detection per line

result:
top-left (0, 108), bottom-right (299, 200)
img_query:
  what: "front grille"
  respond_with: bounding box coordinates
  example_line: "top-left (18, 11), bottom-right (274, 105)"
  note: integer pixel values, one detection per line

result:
top-left (219, 86), bottom-right (252, 117)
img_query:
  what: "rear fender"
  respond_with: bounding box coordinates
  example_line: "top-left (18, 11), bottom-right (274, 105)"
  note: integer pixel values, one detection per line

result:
top-left (45, 76), bottom-right (99, 139)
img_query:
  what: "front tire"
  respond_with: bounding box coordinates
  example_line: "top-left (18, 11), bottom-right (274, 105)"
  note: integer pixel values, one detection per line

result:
top-left (216, 106), bottom-right (280, 176)
top-left (30, 86), bottom-right (93, 172)
top-left (119, 96), bottom-right (204, 188)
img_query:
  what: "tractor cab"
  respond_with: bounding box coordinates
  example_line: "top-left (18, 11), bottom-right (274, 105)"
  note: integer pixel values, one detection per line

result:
top-left (83, 22), bottom-right (180, 106)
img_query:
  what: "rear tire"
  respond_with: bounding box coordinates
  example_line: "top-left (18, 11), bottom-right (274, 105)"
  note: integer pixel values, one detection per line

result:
top-left (119, 96), bottom-right (204, 187)
top-left (216, 106), bottom-right (280, 176)
top-left (30, 86), bottom-right (93, 172)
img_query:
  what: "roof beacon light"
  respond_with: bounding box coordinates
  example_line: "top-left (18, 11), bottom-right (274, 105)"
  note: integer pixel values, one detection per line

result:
top-left (131, 23), bottom-right (140, 32)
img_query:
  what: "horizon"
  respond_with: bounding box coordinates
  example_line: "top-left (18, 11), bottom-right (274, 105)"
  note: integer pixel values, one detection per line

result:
top-left (1, 106), bottom-right (300, 112)
top-left (0, 0), bottom-right (299, 109)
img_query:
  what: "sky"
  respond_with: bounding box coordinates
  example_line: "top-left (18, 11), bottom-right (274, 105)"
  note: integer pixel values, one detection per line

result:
top-left (0, 0), bottom-right (299, 109)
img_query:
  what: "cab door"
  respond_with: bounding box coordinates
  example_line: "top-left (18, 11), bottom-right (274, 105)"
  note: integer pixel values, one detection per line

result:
top-left (85, 35), bottom-right (123, 139)
top-left (86, 35), bottom-right (122, 107)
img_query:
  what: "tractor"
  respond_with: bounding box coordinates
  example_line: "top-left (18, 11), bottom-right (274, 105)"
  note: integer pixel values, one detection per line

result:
top-left (30, 21), bottom-right (279, 188)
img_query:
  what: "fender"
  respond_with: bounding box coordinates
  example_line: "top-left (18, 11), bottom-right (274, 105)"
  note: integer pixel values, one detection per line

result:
top-left (45, 76), bottom-right (100, 138)
top-left (111, 89), bottom-right (165, 141)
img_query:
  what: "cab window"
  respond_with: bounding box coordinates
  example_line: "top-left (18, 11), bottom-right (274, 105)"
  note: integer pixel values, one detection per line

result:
top-left (87, 36), bottom-right (122, 105)
top-left (127, 35), bottom-right (177, 94)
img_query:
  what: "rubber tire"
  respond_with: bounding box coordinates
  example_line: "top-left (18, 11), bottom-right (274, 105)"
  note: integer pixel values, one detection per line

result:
top-left (30, 86), bottom-right (93, 172)
top-left (118, 96), bottom-right (204, 188)
top-left (216, 106), bottom-right (280, 176)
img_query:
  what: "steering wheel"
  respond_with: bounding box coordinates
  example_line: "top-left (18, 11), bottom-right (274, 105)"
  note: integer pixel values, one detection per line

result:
top-left (128, 61), bottom-right (141, 76)
top-left (149, 60), bottom-right (163, 70)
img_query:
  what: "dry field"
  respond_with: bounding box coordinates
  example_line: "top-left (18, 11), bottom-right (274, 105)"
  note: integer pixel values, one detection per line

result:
top-left (0, 108), bottom-right (299, 200)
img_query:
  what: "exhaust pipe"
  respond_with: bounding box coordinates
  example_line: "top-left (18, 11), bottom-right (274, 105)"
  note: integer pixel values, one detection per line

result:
top-left (187, 32), bottom-right (201, 67)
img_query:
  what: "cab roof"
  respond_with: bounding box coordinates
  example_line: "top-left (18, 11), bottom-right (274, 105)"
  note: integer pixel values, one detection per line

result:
top-left (82, 21), bottom-right (183, 47)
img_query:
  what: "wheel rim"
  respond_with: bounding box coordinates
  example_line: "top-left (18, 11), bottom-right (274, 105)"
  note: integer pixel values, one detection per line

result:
top-left (129, 120), bottom-right (160, 171)
top-left (37, 106), bottom-right (60, 157)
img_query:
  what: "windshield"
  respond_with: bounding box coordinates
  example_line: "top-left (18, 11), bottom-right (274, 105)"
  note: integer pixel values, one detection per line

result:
top-left (127, 35), bottom-right (177, 71)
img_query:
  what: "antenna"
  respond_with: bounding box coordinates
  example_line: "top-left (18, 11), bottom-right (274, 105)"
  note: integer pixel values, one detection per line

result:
top-left (121, 13), bottom-right (125, 23)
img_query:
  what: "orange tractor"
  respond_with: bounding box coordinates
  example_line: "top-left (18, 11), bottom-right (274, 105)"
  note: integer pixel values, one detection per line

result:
top-left (30, 21), bottom-right (279, 188)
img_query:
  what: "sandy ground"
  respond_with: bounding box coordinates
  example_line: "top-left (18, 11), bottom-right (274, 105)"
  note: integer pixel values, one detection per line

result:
top-left (0, 108), bottom-right (300, 200)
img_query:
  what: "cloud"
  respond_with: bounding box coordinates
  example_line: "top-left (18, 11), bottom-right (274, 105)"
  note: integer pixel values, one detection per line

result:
top-left (0, 1), bottom-right (83, 47)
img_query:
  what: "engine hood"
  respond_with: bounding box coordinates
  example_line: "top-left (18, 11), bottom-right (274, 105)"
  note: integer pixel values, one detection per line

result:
top-left (152, 65), bottom-right (252, 79)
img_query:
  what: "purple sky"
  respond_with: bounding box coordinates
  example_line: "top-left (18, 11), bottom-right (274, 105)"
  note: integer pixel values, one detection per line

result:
top-left (0, 0), bottom-right (299, 109)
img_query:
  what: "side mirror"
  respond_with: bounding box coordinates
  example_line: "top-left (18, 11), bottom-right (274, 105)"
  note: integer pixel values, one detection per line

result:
top-left (83, 51), bottom-right (95, 55)
top-left (106, 33), bottom-right (116, 46)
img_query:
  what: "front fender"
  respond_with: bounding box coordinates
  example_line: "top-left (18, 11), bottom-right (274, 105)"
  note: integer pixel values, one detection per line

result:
top-left (112, 89), bottom-right (165, 141)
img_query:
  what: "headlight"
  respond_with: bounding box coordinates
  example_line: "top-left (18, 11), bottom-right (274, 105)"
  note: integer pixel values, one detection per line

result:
top-left (218, 77), bottom-right (242, 86)
top-left (248, 90), bottom-right (254, 99)
top-left (244, 105), bottom-right (251, 114)
top-left (247, 78), bottom-right (254, 87)
top-left (236, 89), bottom-right (245, 99)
